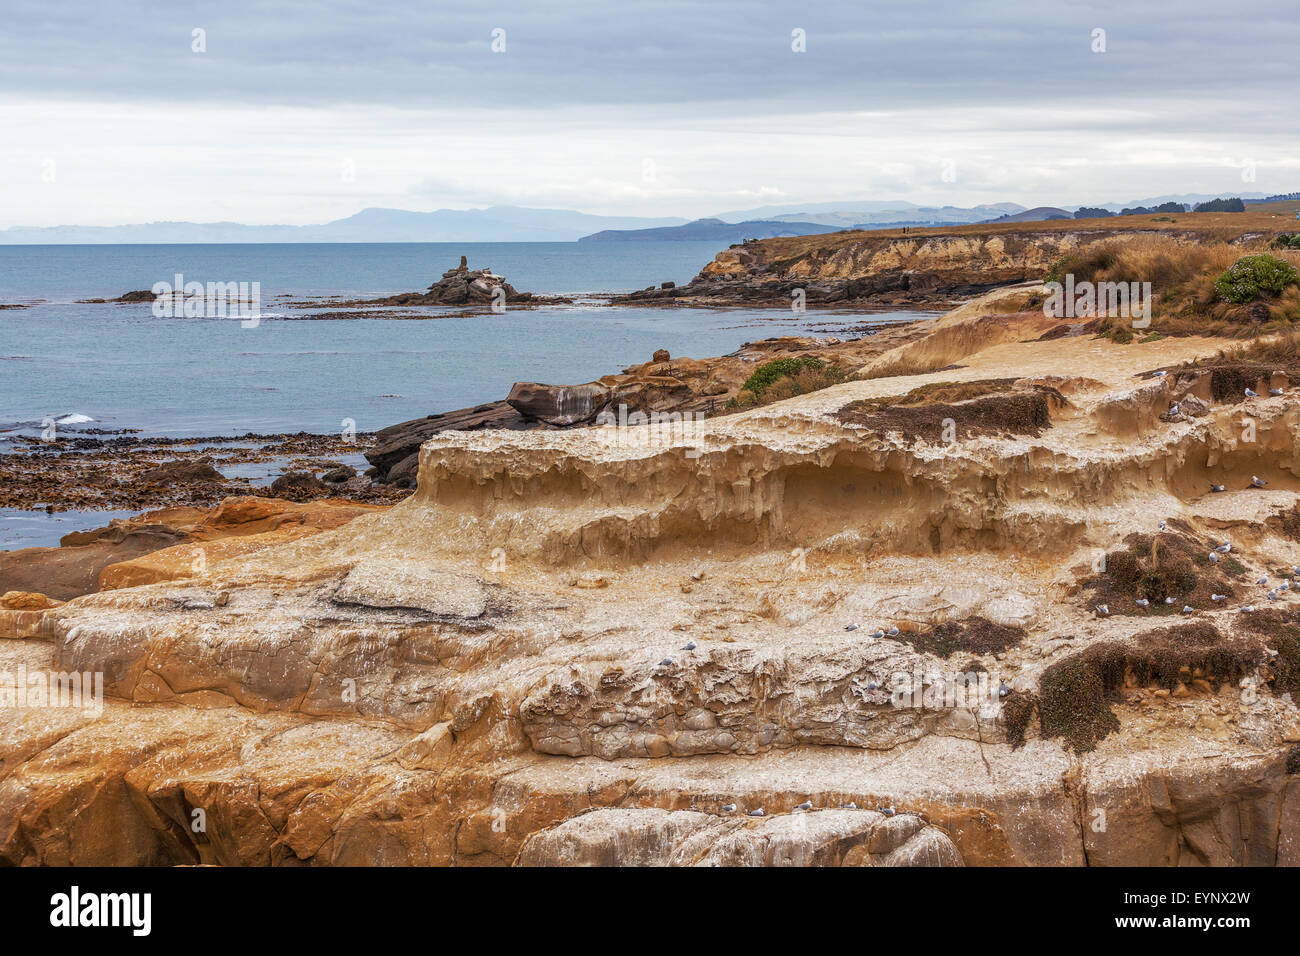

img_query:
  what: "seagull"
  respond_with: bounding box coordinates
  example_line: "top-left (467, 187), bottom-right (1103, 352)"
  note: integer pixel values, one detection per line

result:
top-left (1271, 387), bottom-right (1285, 396)
top-left (878, 804), bottom-right (896, 817)
top-left (795, 800), bottom-right (812, 812)
top-left (1282, 581), bottom-right (1292, 591)
top-left (1211, 484), bottom-right (1226, 493)
top-left (1209, 552), bottom-right (1220, 563)
top-left (869, 629), bottom-right (885, 639)
top-left (1243, 605), bottom-right (1256, 612)
top-left (1154, 370), bottom-right (1167, 377)
top-left (1252, 475), bottom-right (1268, 487)
top-left (747, 808), bottom-right (765, 817)
top-left (998, 681), bottom-right (1010, 698)
top-left (681, 640), bottom-right (696, 651)
top-left (1212, 594), bottom-right (1227, 601)
top-left (1258, 576), bottom-right (1269, 586)
top-left (658, 657), bottom-right (674, 668)
top-left (1135, 598), bottom-right (1150, 608)
top-left (720, 803), bottom-right (737, 813)
top-left (1182, 605), bottom-right (1195, 614)
top-left (865, 681), bottom-right (879, 691)
top-left (1269, 590), bottom-right (1280, 601)
top-left (844, 623), bottom-right (858, 632)
top-left (843, 802), bottom-right (858, 810)
top-left (1245, 388), bottom-right (1259, 398)
top-left (1169, 403), bottom-right (1181, 416)
top-left (1293, 567), bottom-right (1300, 577)
top-left (1216, 542), bottom-right (1232, 553)
top-left (885, 626), bottom-right (899, 637)
top-left (1165, 596), bottom-right (1176, 605)
top-left (1096, 604), bottom-right (1110, 616)
top-left (1157, 520), bottom-right (1167, 531)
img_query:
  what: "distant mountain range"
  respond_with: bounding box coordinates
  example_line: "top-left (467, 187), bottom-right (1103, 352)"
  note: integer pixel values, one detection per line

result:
top-left (0, 193), bottom-right (1280, 244)
top-left (579, 218), bottom-right (849, 242)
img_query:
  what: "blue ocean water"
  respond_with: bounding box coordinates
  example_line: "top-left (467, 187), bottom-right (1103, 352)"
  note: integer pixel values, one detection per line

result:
top-left (0, 241), bottom-right (927, 439)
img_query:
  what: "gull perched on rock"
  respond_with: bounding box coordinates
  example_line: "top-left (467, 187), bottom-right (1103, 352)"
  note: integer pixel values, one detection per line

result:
top-left (747, 808), bottom-right (765, 817)
top-left (1293, 566), bottom-right (1300, 577)
top-left (1135, 598), bottom-right (1150, 608)
top-left (869, 629), bottom-right (885, 639)
top-left (1209, 552), bottom-right (1220, 564)
top-left (998, 681), bottom-right (1011, 698)
top-left (720, 803), bottom-right (737, 813)
top-left (795, 800), bottom-right (812, 812)
top-left (1211, 484), bottom-right (1226, 493)
top-left (1243, 605), bottom-right (1256, 612)
top-left (866, 681), bottom-right (879, 691)
top-left (1258, 576), bottom-right (1269, 586)
top-left (1095, 604), bottom-right (1110, 616)
top-left (1281, 581), bottom-right (1291, 591)
top-left (658, 657), bottom-right (674, 668)
top-left (1165, 596), bottom-right (1176, 605)
top-left (1269, 590), bottom-right (1280, 601)
top-left (843, 802), bottom-right (858, 810)
top-left (1154, 370), bottom-right (1167, 377)
top-left (1216, 542), bottom-right (1232, 553)
top-left (878, 804), bottom-right (896, 817)
top-left (1270, 387), bottom-right (1285, 396)
top-left (1245, 387), bottom-right (1259, 398)
top-left (1252, 475), bottom-right (1268, 487)
top-left (1169, 402), bottom-right (1181, 416)
top-left (885, 626), bottom-right (899, 637)
top-left (1182, 605), bottom-right (1195, 614)
top-left (844, 623), bottom-right (858, 632)
top-left (1157, 520), bottom-right (1167, 531)
top-left (1212, 594), bottom-right (1227, 601)
top-left (681, 640), bottom-right (696, 651)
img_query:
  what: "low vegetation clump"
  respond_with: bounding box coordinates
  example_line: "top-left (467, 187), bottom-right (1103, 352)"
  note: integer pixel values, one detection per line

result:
top-left (1082, 526), bottom-right (1242, 616)
top-left (1213, 254), bottom-right (1300, 303)
top-left (895, 616), bottom-right (1026, 658)
top-left (727, 356), bottom-right (845, 409)
top-left (1271, 234), bottom-right (1300, 251)
top-left (835, 382), bottom-right (1060, 440)
top-left (1234, 609), bottom-right (1300, 698)
top-left (1038, 623), bottom-right (1264, 752)
top-left (1002, 691), bottom-right (1037, 749)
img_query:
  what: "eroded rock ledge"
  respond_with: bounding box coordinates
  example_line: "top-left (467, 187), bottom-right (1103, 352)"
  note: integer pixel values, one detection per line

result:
top-left (4, 303), bottom-right (1300, 866)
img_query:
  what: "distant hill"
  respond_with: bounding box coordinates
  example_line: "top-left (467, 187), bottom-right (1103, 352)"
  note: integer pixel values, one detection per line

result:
top-left (988, 207), bottom-right (1073, 223)
top-left (0, 206), bottom-right (691, 244)
top-left (579, 218), bottom-right (842, 242)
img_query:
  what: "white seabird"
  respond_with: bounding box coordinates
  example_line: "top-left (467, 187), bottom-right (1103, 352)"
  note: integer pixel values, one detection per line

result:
top-left (1211, 484), bottom-right (1226, 493)
top-left (885, 626), bottom-right (899, 637)
top-left (844, 623), bottom-right (858, 632)
top-left (747, 808), bottom-right (765, 817)
top-left (1245, 388), bottom-right (1259, 398)
top-left (1252, 475), bottom-right (1268, 487)
top-left (795, 800), bottom-right (812, 812)
top-left (720, 803), bottom-right (737, 813)
top-left (1135, 598), bottom-right (1150, 608)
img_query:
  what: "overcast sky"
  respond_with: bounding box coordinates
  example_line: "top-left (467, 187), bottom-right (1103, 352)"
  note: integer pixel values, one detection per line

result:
top-left (1, 0), bottom-right (1296, 226)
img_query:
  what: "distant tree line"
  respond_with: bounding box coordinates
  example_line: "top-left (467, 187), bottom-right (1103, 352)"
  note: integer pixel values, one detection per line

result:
top-left (1074, 197), bottom-right (1247, 219)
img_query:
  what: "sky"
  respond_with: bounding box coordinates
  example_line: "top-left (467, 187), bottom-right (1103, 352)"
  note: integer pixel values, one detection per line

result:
top-left (1, 0), bottom-right (1297, 227)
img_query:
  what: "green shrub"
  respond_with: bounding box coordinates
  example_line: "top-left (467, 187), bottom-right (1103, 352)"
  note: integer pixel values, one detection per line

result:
top-left (1214, 255), bottom-right (1300, 303)
top-left (1272, 234), bottom-right (1300, 250)
top-left (739, 357), bottom-right (833, 396)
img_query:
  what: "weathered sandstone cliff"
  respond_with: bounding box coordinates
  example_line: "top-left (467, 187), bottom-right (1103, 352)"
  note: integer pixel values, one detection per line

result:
top-left (3, 293), bottom-right (1299, 866)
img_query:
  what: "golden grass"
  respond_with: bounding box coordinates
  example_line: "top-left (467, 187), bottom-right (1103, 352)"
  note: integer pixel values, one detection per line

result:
top-left (1040, 234), bottom-right (1300, 340)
